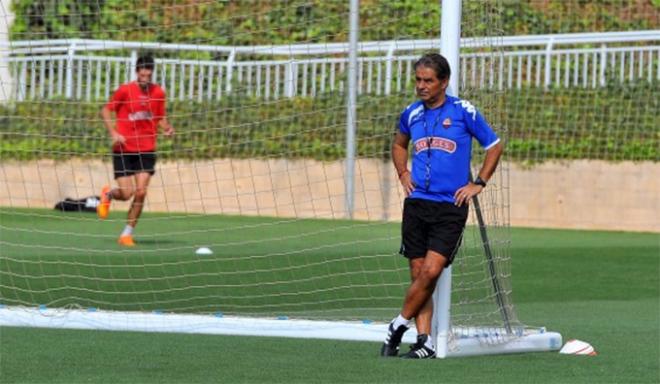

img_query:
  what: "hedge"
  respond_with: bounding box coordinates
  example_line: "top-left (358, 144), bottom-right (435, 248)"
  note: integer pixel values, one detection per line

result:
top-left (11, 1), bottom-right (658, 45)
top-left (0, 85), bottom-right (658, 163)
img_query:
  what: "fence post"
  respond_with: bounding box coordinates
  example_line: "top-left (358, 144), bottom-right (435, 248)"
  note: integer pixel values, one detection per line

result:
top-left (17, 62), bottom-right (26, 101)
top-left (544, 37), bottom-right (554, 90)
top-left (599, 44), bottom-right (607, 87)
top-left (130, 50), bottom-right (138, 81)
top-left (65, 42), bottom-right (76, 99)
top-left (285, 59), bottom-right (296, 98)
top-left (385, 41), bottom-right (395, 95)
top-left (225, 49), bottom-right (235, 94)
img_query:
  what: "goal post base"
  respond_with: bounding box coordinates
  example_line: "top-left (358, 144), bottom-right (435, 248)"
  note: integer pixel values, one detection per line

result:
top-left (0, 306), bottom-right (561, 357)
top-left (445, 328), bottom-right (563, 357)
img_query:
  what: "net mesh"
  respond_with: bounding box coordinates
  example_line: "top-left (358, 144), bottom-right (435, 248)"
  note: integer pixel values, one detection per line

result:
top-left (1, 1), bottom-right (658, 342)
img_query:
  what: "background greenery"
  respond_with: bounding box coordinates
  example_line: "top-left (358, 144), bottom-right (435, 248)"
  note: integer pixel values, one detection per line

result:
top-left (5, 1), bottom-right (658, 164)
top-left (1, 85), bottom-right (657, 162)
top-left (11, 0), bottom-right (660, 44)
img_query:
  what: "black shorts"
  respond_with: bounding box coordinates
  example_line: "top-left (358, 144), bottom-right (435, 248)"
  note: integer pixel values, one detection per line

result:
top-left (112, 152), bottom-right (157, 179)
top-left (399, 198), bottom-right (468, 265)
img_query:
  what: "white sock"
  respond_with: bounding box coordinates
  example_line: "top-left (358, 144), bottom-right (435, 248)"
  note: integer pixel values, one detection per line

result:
top-left (392, 314), bottom-right (410, 329)
top-left (121, 225), bottom-right (134, 237)
top-left (423, 335), bottom-right (434, 350)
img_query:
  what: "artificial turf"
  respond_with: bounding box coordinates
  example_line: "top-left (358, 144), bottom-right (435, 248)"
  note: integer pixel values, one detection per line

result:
top-left (1, 208), bottom-right (658, 383)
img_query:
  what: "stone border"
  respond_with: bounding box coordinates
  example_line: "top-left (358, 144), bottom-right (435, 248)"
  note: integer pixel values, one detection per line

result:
top-left (1, 159), bottom-right (657, 232)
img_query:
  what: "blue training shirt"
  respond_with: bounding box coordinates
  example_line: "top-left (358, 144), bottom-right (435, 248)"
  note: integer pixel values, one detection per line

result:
top-left (398, 95), bottom-right (500, 204)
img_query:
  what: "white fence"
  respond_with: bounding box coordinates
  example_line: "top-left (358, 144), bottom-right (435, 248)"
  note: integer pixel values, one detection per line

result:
top-left (2, 31), bottom-right (659, 102)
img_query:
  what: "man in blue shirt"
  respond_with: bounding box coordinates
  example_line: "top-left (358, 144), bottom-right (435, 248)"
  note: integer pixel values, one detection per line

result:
top-left (381, 53), bottom-right (503, 359)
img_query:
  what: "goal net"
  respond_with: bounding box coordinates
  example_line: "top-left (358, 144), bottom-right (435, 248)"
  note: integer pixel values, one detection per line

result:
top-left (4, 0), bottom-right (655, 356)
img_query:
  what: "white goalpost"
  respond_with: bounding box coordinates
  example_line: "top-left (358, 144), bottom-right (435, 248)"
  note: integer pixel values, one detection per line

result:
top-left (0, 0), bottom-right (566, 358)
top-left (431, 0), bottom-right (560, 358)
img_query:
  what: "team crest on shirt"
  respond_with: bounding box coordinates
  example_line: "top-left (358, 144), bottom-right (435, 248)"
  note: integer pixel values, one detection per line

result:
top-left (442, 118), bottom-right (451, 129)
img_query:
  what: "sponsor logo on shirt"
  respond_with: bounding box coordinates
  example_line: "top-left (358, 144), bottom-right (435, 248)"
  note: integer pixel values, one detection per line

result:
top-left (454, 100), bottom-right (477, 120)
top-left (442, 118), bottom-right (451, 128)
top-left (413, 137), bottom-right (457, 154)
top-left (128, 111), bottom-right (153, 121)
top-left (407, 105), bottom-right (424, 126)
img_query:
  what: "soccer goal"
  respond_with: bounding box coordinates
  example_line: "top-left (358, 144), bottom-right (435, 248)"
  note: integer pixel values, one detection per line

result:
top-left (0, 0), bottom-right (562, 358)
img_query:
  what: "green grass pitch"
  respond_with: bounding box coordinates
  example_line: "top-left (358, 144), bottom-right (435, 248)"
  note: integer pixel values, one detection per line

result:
top-left (0, 208), bottom-right (658, 383)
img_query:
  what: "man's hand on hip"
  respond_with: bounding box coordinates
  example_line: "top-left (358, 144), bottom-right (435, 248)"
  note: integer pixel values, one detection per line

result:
top-left (399, 170), bottom-right (415, 197)
top-left (453, 183), bottom-right (484, 207)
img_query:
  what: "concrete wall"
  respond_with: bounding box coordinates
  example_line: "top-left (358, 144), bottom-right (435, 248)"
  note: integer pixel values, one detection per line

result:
top-left (0, 0), bottom-right (14, 102)
top-left (508, 160), bottom-right (658, 232)
top-left (1, 159), bottom-right (657, 232)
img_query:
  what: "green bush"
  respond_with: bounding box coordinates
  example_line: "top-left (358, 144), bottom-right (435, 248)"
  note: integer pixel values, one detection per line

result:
top-left (11, 1), bottom-right (658, 43)
top-left (1, 85), bottom-right (657, 163)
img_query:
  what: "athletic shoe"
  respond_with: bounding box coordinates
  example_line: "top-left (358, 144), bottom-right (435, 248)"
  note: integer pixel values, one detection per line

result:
top-left (380, 322), bottom-right (409, 357)
top-left (97, 185), bottom-right (111, 219)
top-left (400, 334), bottom-right (436, 359)
top-left (118, 235), bottom-right (135, 247)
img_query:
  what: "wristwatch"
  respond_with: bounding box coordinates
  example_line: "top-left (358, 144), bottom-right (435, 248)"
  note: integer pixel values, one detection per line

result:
top-left (473, 176), bottom-right (487, 187)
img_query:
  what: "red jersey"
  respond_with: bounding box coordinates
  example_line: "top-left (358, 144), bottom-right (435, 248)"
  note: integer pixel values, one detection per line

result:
top-left (105, 82), bottom-right (166, 153)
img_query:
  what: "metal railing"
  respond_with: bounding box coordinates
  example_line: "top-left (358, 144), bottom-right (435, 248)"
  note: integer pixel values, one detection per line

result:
top-left (2, 30), bottom-right (659, 102)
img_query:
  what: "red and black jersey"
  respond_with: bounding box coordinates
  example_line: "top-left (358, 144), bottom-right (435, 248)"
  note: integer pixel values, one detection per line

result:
top-left (105, 82), bottom-right (166, 153)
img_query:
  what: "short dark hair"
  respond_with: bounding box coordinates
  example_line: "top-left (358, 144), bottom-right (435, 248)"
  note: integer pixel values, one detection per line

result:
top-left (414, 53), bottom-right (450, 81)
top-left (136, 55), bottom-right (155, 71)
